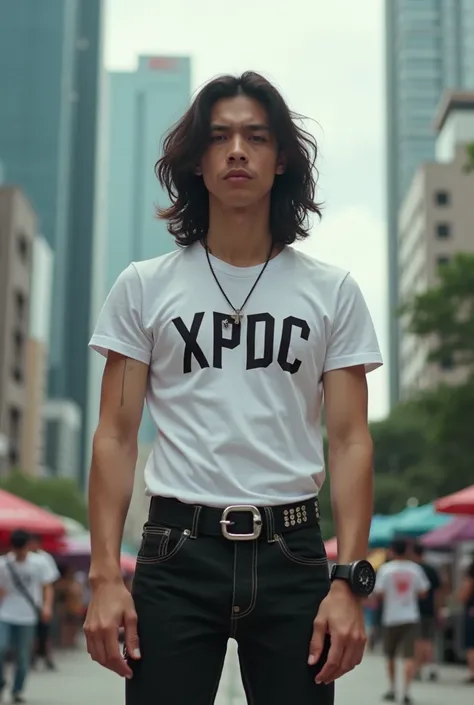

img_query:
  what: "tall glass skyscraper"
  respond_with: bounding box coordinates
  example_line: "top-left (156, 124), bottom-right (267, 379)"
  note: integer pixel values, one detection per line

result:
top-left (385, 0), bottom-right (474, 405)
top-left (86, 55), bottom-right (190, 448)
top-left (0, 0), bottom-right (105, 484)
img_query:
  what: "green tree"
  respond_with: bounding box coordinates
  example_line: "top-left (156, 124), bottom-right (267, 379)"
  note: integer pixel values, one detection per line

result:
top-left (464, 142), bottom-right (474, 172)
top-left (0, 471), bottom-right (88, 527)
top-left (399, 252), bottom-right (474, 368)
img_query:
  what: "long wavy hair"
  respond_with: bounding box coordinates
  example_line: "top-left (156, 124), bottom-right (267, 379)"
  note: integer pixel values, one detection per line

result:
top-left (156, 71), bottom-right (322, 247)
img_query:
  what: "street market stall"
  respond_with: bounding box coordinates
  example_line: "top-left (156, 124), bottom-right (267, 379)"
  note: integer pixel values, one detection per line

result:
top-left (0, 489), bottom-right (66, 551)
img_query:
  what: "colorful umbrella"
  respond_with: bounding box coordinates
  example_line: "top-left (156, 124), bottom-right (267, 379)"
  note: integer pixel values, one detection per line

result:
top-left (324, 536), bottom-right (338, 560)
top-left (392, 503), bottom-right (451, 536)
top-left (369, 514), bottom-right (399, 547)
top-left (0, 489), bottom-right (65, 537)
top-left (435, 485), bottom-right (474, 515)
top-left (421, 515), bottom-right (474, 548)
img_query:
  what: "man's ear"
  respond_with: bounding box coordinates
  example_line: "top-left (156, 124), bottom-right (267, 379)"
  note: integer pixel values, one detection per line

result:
top-left (275, 154), bottom-right (286, 175)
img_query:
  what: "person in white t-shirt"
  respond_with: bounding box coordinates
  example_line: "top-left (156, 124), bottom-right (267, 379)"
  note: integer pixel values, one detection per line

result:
top-left (84, 71), bottom-right (383, 705)
top-left (28, 534), bottom-right (60, 671)
top-left (0, 529), bottom-right (55, 703)
top-left (374, 539), bottom-right (430, 705)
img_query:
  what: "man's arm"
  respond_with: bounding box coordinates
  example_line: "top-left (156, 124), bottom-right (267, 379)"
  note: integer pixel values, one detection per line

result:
top-left (88, 351), bottom-right (148, 584)
top-left (84, 350), bottom-right (148, 678)
top-left (42, 583), bottom-right (54, 619)
top-left (323, 365), bottom-right (373, 564)
top-left (309, 365), bottom-right (372, 684)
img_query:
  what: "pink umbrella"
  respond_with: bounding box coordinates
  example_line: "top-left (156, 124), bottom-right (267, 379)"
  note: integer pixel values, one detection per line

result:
top-left (435, 485), bottom-right (474, 515)
top-left (324, 536), bottom-right (338, 560)
top-left (421, 515), bottom-right (474, 548)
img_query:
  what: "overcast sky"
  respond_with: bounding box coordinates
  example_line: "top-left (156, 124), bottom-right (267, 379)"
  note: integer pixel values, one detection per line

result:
top-left (104, 0), bottom-right (388, 420)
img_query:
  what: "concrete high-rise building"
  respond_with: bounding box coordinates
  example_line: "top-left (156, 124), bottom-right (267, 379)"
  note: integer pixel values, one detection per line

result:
top-left (0, 187), bottom-right (36, 475)
top-left (385, 0), bottom-right (474, 405)
top-left (0, 0), bottom-right (105, 485)
top-left (87, 55), bottom-right (191, 450)
top-left (398, 92), bottom-right (474, 399)
top-left (23, 236), bottom-right (54, 477)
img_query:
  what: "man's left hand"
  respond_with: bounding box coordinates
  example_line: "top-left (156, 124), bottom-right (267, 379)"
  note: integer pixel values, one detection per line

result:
top-left (41, 605), bottom-right (53, 623)
top-left (308, 581), bottom-right (366, 684)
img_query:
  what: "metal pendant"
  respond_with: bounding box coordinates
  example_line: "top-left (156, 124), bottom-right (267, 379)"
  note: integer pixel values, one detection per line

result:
top-left (231, 310), bottom-right (243, 325)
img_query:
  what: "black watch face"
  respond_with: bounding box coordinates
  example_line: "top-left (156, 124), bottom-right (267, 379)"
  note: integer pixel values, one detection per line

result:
top-left (352, 560), bottom-right (376, 597)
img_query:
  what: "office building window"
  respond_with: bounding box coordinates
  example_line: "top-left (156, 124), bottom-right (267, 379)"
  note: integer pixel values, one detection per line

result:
top-left (15, 291), bottom-right (26, 322)
top-left (17, 233), bottom-right (29, 264)
top-left (436, 255), bottom-right (450, 267)
top-left (434, 190), bottom-right (450, 206)
top-left (436, 223), bottom-right (451, 239)
top-left (11, 331), bottom-right (24, 383)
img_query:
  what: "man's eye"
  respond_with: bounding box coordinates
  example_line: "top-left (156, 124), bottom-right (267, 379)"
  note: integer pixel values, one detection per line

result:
top-left (210, 135), bottom-right (225, 142)
top-left (250, 135), bottom-right (266, 142)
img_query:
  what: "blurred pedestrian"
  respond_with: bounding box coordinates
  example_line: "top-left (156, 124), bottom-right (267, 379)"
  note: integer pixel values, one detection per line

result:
top-left (374, 538), bottom-right (430, 705)
top-left (84, 70), bottom-right (382, 705)
top-left (412, 543), bottom-right (443, 681)
top-left (28, 534), bottom-right (60, 671)
top-left (55, 565), bottom-right (84, 648)
top-left (0, 529), bottom-right (55, 703)
top-left (458, 557), bottom-right (474, 683)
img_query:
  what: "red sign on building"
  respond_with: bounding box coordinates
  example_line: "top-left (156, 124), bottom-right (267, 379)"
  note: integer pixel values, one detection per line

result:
top-left (148, 56), bottom-right (178, 71)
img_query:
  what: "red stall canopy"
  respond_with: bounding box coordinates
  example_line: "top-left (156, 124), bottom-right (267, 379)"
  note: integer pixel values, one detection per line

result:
top-left (0, 489), bottom-right (65, 550)
top-left (324, 536), bottom-right (338, 560)
top-left (435, 485), bottom-right (474, 516)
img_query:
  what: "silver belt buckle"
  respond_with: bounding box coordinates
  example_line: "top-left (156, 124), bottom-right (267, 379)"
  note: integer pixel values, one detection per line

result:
top-left (220, 505), bottom-right (263, 541)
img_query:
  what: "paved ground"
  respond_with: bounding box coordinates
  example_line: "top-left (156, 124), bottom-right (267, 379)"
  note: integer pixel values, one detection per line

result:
top-left (11, 641), bottom-right (473, 704)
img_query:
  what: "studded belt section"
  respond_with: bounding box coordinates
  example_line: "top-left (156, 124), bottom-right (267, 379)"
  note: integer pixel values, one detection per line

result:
top-left (148, 496), bottom-right (321, 539)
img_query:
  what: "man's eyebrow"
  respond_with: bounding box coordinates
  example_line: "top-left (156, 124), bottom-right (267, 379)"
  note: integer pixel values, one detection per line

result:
top-left (210, 123), bottom-right (271, 131)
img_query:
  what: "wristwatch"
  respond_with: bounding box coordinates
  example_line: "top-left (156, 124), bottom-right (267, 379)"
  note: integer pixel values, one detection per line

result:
top-left (330, 560), bottom-right (376, 597)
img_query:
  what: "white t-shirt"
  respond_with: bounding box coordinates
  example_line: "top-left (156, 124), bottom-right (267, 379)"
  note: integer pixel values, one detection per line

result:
top-left (374, 559), bottom-right (430, 626)
top-left (90, 243), bottom-right (382, 506)
top-left (35, 549), bottom-right (60, 584)
top-left (0, 553), bottom-right (54, 626)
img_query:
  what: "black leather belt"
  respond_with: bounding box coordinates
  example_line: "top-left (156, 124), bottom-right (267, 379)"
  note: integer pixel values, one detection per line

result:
top-left (148, 495), bottom-right (321, 542)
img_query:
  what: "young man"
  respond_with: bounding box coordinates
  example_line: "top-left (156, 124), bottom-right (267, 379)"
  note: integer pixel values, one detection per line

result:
top-left (0, 530), bottom-right (55, 703)
top-left (84, 71), bottom-right (382, 705)
top-left (412, 543), bottom-right (442, 681)
top-left (374, 539), bottom-right (430, 705)
top-left (28, 534), bottom-right (60, 671)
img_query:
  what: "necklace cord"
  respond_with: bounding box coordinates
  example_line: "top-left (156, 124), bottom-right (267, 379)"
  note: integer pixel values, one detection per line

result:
top-left (204, 239), bottom-right (274, 316)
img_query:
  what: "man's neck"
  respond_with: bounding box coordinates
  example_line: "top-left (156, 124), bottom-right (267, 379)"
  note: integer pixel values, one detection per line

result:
top-left (206, 197), bottom-right (276, 267)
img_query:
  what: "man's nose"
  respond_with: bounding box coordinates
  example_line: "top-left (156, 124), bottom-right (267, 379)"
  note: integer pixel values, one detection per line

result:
top-left (227, 136), bottom-right (249, 163)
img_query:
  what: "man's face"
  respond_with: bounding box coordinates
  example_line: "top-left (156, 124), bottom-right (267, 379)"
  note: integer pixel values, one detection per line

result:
top-left (199, 95), bottom-right (284, 209)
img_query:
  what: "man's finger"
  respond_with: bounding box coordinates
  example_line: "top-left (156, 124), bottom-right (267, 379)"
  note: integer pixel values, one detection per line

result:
top-left (333, 642), bottom-right (359, 680)
top-left (124, 609), bottom-right (141, 661)
top-left (308, 619), bottom-right (326, 666)
top-left (104, 629), bottom-right (132, 678)
top-left (316, 635), bottom-right (344, 684)
top-left (86, 628), bottom-right (107, 666)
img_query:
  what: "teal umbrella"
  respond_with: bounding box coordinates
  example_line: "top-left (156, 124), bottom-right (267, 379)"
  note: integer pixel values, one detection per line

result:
top-left (369, 514), bottom-right (399, 547)
top-left (392, 503), bottom-right (452, 537)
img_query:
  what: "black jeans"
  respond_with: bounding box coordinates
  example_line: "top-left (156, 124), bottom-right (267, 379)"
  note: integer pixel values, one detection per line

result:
top-left (126, 498), bottom-right (334, 705)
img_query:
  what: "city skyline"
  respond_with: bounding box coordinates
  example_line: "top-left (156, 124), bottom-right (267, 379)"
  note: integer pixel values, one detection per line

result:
top-left (385, 0), bottom-right (474, 405)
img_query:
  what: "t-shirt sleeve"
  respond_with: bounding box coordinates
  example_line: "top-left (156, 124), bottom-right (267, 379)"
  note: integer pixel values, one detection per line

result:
top-left (89, 263), bottom-right (153, 365)
top-left (323, 273), bottom-right (383, 374)
top-left (415, 565), bottom-right (431, 593)
top-left (374, 565), bottom-right (386, 594)
top-left (42, 554), bottom-right (60, 584)
top-left (0, 560), bottom-right (7, 588)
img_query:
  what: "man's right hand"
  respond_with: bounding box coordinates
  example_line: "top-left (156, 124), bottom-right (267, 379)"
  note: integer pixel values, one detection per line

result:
top-left (84, 579), bottom-right (141, 678)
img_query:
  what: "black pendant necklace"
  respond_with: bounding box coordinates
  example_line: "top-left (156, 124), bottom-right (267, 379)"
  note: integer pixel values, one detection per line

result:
top-left (204, 239), bottom-right (274, 327)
